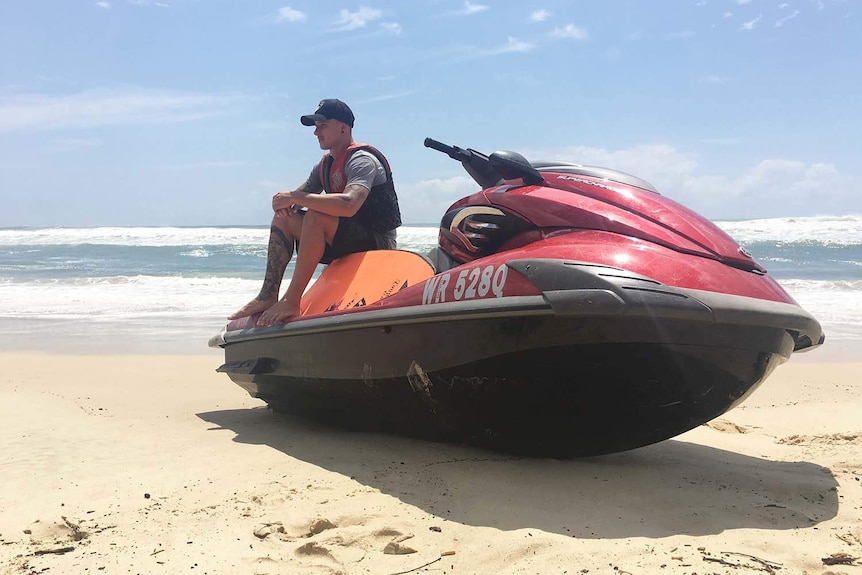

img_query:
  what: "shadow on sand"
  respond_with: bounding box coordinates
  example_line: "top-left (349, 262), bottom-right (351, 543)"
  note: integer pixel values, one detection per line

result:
top-left (198, 406), bottom-right (838, 540)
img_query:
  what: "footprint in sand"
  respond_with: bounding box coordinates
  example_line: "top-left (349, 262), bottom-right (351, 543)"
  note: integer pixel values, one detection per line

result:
top-left (383, 540), bottom-right (418, 555)
top-left (306, 518), bottom-right (337, 537)
top-left (26, 517), bottom-right (88, 545)
top-left (705, 419), bottom-right (753, 434)
top-left (295, 541), bottom-right (336, 559)
top-left (779, 432), bottom-right (862, 446)
top-left (255, 517), bottom-right (421, 566)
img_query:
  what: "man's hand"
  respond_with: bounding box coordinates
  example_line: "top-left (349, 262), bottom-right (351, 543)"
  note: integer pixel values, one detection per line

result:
top-left (273, 191), bottom-right (304, 218)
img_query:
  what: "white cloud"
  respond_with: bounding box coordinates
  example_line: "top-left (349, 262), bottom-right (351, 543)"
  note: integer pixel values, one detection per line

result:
top-left (158, 160), bottom-right (251, 171)
top-left (775, 10), bottom-right (799, 27)
top-left (354, 90), bottom-right (417, 104)
top-left (735, 0), bottom-right (751, 4)
top-left (699, 74), bottom-right (729, 84)
top-left (531, 144), bottom-right (698, 195)
top-left (95, 1), bottom-right (111, 8)
top-left (332, 7), bottom-right (383, 30)
top-left (530, 9), bottom-right (550, 22)
top-left (521, 143), bottom-right (860, 219)
top-left (484, 36), bottom-right (534, 55)
top-left (48, 137), bottom-right (102, 151)
top-left (456, 1), bottom-right (489, 16)
top-left (399, 176), bottom-right (480, 223)
top-left (275, 7), bottom-right (306, 23)
top-left (129, 0), bottom-right (168, 6)
top-left (551, 23), bottom-right (589, 41)
top-left (381, 22), bottom-right (402, 35)
top-left (707, 160), bottom-right (854, 217)
top-left (666, 30), bottom-right (696, 39)
top-left (740, 14), bottom-right (762, 30)
top-left (0, 89), bottom-right (240, 132)
top-left (724, 11), bottom-right (733, 18)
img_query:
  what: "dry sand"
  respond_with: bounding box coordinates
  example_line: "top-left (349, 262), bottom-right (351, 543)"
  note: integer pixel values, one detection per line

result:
top-left (1, 351), bottom-right (861, 575)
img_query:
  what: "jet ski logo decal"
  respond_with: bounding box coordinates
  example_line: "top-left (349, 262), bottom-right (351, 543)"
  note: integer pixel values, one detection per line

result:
top-left (421, 264), bottom-right (508, 305)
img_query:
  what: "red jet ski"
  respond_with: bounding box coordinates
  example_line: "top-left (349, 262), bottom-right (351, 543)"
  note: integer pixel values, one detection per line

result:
top-left (210, 138), bottom-right (824, 456)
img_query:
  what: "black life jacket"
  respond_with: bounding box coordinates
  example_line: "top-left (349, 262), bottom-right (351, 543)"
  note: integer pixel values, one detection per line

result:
top-left (319, 143), bottom-right (402, 233)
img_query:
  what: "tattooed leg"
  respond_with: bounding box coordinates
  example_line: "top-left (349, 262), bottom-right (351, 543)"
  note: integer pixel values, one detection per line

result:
top-left (257, 210), bottom-right (337, 326)
top-left (257, 226), bottom-right (293, 300)
top-left (228, 225), bottom-right (295, 320)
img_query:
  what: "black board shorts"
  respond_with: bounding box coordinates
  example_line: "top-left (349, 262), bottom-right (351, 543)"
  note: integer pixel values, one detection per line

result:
top-left (320, 217), bottom-right (397, 264)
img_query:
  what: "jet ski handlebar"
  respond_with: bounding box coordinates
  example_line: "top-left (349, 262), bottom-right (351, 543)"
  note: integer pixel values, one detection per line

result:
top-left (424, 137), bottom-right (505, 189)
top-left (423, 137), bottom-right (477, 162)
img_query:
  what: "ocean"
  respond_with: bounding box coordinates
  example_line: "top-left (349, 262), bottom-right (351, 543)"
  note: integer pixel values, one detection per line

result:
top-left (0, 217), bottom-right (860, 355)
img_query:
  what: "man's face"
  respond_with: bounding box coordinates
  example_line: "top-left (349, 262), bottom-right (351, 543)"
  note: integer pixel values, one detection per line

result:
top-left (313, 120), bottom-right (344, 150)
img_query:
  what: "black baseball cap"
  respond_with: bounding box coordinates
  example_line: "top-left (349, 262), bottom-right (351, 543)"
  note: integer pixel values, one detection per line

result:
top-left (300, 99), bottom-right (355, 128)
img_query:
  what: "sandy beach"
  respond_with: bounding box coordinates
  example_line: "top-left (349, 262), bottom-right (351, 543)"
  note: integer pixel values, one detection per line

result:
top-left (1, 349), bottom-right (860, 575)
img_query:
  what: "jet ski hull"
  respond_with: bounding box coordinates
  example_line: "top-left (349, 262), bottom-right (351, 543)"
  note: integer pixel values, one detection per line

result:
top-left (214, 259), bottom-right (817, 457)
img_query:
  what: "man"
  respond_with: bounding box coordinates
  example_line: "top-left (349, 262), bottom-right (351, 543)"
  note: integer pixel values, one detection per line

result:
top-left (229, 99), bottom-right (401, 326)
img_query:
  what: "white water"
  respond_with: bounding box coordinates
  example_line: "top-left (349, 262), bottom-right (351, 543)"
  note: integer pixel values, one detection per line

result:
top-left (0, 219), bottom-right (859, 351)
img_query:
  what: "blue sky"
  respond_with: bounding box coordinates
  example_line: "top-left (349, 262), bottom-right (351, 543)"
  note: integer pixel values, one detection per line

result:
top-left (1, 0), bottom-right (859, 226)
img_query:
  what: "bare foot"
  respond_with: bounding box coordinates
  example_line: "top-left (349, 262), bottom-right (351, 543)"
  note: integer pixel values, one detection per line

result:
top-left (256, 300), bottom-right (300, 326)
top-left (228, 296), bottom-right (277, 320)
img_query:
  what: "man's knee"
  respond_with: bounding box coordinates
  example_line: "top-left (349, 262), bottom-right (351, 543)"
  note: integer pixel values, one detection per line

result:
top-left (302, 209), bottom-right (333, 226)
top-left (272, 212), bottom-right (305, 239)
top-left (301, 211), bottom-right (338, 240)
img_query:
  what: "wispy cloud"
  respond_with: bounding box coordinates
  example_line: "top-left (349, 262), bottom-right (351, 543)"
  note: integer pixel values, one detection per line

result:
top-left (354, 90), bottom-right (417, 105)
top-left (455, 1), bottom-right (489, 16)
top-left (666, 30), bottom-right (696, 40)
top-left (775, 10), bottom-right (800, 27)
top-left (0, 89), bottom-right (240, 132)
top-left (129, 0), bottom-right (169, 6)
top-left (399, 176), bottom-right (479, 223)
top-left (740, 14), bottom-right (762, 30)
top-left (48, 137), bottom-right (103, 151)
top-left (526, 143), bottom-right (859, 218)
top-left (332, 7), bottom-right (383, 30)
top-left (95, 1), bottom-right (111, 8)
top-left (381, 22), bottom-right (402, 35)
top-left (551, 24), bottom-right (589, 41)
top-left (256, 180), bottom-right (282, 188)
top-left (159, 160), bottom-right (251, 171)
top-left (698, 74), bottom-right (729, 84)
top-left (735, 0), bottom-right (751, 4)
top-left (275, 7), bottom-right (306, 23)
top-left (483, 36), bottom-right (534, 55)
top-left (698, 136), bottom-right (744, 145)
top-left (530, 9), bottom-right (550, 22)
top-left (445, 36), bottom-right (535, 63)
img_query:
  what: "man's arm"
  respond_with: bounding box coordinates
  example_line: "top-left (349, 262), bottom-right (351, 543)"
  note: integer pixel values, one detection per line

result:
top-left (273, 153), bottom-right (379, 217)
top-left (271, 177), bottom-right (323, 218)
top-left (275, 184), bottom-right (369, 218)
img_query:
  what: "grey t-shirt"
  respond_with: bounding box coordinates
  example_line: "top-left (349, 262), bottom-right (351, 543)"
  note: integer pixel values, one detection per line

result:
top-left (304, 150), bottom-right (387, 193)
